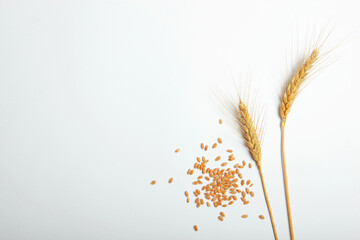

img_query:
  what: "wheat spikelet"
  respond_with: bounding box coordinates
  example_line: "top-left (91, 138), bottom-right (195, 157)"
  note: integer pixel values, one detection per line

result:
top-left (280, 49), bottom-right (319, 124)
top-left (235, 100), bottom-right (262, 166)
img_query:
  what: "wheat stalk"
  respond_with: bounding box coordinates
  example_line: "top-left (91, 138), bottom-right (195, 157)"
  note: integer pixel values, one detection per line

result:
top-left (231, 95), bottom-right (278, 240)
top-left (280, 48), bottom-right (320, 240)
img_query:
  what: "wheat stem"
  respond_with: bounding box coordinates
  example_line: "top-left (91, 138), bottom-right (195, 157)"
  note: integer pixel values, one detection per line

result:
top-left (281, 122), bottom-right (294, 240)
top-left (258, 165), bottom-right (278, 240)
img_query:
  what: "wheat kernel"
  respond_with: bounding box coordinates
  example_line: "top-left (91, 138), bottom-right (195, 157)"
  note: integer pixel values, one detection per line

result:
top-left (221, 162), bottom-right (228, 167)
top-left (201, 143), bottom-right (204, 149)
top-left (217, 137), bottom-right (222, 144)
top-left (220, 212), bottom-right (225, 217)
top-left (219, 119), bottom-right (223, 124)
top-left (250, 192), bottom-right (255, 197)
top-left (185, 191), bottom-right (189, 197)
top-left (169, 178), bottom-right (173, 183)
top-left (218, 216), bottom-right (223, 221)
top-left (226, 149), bottom-right (233, 153)
top-left (212, 143), bottom-right (217, 149)
top-left (241, 214), bottom-right (248, 218)
top-left (249, 163), bottom-right (252, 168)
top-left (175, 148), bottom-right (180, 153)
top-left (259, 215), bottom-right (265, 220)
top-left (150, 180), bottom-right (156, 185)
top-left (194, 225), bottom-right (198, 231)
top-left (215, 156), bottom-right (221, 161)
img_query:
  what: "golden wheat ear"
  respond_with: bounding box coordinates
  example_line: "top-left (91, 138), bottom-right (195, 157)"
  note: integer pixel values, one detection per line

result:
top-left (280, 48), bottom-right (320, 124)
top-left (232, 98), bottom-right (262, 166)
top-left (280, 24), bottom-right (342, 124)
top-left (221, 83), bottom-right (277, 240)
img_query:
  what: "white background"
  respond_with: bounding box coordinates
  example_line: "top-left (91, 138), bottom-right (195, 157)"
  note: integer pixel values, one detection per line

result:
top-left (1, 0), bottom-right (360, 239)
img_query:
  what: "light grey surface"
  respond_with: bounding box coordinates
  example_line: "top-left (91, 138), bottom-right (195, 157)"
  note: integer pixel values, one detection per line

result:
top-left (1, 0), bottom-right (360, 239)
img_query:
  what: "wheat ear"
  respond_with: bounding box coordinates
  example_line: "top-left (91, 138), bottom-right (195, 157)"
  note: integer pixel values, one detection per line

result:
top-left (237, 101), bottom-right (262, 166)
top-left (280, 48), bottom-right (320, 240)
top-left (233, 98), bottom-right (278, 240)
top-left (280, 49), bottom-right (319, 124)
